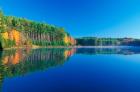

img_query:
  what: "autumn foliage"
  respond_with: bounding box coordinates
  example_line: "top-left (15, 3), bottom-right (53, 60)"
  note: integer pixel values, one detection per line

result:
top-left (0, 10), bottom-right (76, 49)
top-left (64, 34), bottom-right (76, 45)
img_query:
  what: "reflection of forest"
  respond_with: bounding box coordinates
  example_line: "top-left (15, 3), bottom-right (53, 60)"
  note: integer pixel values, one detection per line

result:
top-left (0, 48), bottom-right (76, 91)
top-left (0, 47), bottom-right (139, 80)
top-left (76, 47), bottom-right (140, 55)
top-left (0, 47), bottom-right (139, 91)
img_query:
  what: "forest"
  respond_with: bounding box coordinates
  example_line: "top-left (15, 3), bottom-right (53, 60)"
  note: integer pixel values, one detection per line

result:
top-left (76, 37), bottom-right (140, 46)
top-left (0, 10), bottom-right (76, 49)
top-left (1, 9), bottom-right (140, 49)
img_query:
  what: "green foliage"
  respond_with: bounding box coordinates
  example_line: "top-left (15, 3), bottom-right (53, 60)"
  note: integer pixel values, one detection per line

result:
top-left (76, 37), bottom-right (119, 46)
top-left (0, 48), bottom-right (71, 77)
top-left (76, 37), bottom-right (140, 46)
top-left (0, 35), bottom-right (15, 48)
top-left (0, 10), bottom-right (6, 33)
top-left (0, 10), bottom-right (74, 48)
top-left (4, 16), bottom-right (67, 45)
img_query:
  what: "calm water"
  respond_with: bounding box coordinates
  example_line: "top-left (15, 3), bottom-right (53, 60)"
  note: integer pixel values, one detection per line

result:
top-left (1, 47), bottom-right (140, 92)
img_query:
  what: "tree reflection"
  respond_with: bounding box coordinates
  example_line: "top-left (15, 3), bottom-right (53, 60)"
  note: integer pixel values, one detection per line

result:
top-left (0, 48), bottom-right (76, 91)
top-left (76, 47), bottom-right (140, 55)
top-left (0, 47), bottom-right (139, 91)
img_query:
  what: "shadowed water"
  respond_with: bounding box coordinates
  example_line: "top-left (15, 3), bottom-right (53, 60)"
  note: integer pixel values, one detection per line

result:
top-left (0, 47), bottom-right (140, 92)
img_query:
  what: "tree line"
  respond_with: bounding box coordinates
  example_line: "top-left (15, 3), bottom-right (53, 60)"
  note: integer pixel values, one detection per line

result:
top-left (76, 37), bottom-right (118, 46)
top-left (0, 10), bottom-right (75, 49)
top-left (76, 37), bottom-right (140, 46)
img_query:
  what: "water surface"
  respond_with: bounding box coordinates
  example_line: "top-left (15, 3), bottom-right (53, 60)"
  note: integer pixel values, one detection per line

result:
top-left (1, 47), bottom-right (140, 92)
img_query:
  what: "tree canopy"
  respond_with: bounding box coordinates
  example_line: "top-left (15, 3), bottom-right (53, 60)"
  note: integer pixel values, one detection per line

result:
top-left (0, 10), bottom-right (76, 48)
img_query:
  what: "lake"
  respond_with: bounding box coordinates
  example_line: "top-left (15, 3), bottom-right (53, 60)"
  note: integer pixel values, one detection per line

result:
top-left (1, 47), bottom-right (140, 92)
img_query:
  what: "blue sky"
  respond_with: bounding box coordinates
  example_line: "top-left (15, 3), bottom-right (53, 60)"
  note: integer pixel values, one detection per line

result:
top-left (0, 0), bottom-right (140, 38)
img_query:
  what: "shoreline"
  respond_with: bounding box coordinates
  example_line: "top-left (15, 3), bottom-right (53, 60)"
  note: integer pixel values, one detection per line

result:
top-left (1, 45), bottom-right (138, 51)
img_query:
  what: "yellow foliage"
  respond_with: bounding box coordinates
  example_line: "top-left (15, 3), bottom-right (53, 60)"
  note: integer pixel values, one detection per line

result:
top-left (64, 34), bottom-right (69, 44)
top-left (0, 30), bottom-right (22, 46)
top-left (1, 32), bottom-right (9, 40)
top-left (0, 29), bottom-right (32, 47)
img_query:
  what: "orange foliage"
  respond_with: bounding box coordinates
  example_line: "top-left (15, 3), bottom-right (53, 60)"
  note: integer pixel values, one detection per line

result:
top-left (12, 51), bottom-right (21, 64)
top-left (2, 49), bottom-right (31, 65)
top-left (1, 30), bottom-right (22, 46)
top-left (64, 49), bottom-right (76, 59)
top-left (2, 56), bottom-right (9, 65)
top-left (1, 30), bottom-right (23, 46)
top-left (11, 30), bottom-right (21, 46)
top-left (2, 51), bottom-right (20, 65)
top-left (69, 37), bottom-right (76, 45)
top-left (64, 34), bottom-right (76, 45)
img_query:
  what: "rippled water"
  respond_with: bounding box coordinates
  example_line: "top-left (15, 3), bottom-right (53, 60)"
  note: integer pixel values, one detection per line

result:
top-left (1, 47), bottom-right (140, 92)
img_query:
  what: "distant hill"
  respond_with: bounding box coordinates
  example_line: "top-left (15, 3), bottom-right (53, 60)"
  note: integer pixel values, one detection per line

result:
top-left (76, 37), bottom-right (140, 46)
top-left (0, 10), bottom-right (76, 49)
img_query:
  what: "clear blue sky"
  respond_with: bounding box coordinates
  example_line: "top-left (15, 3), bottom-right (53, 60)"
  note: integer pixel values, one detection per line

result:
top-left (0, 0), bottom-right (140, 38)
